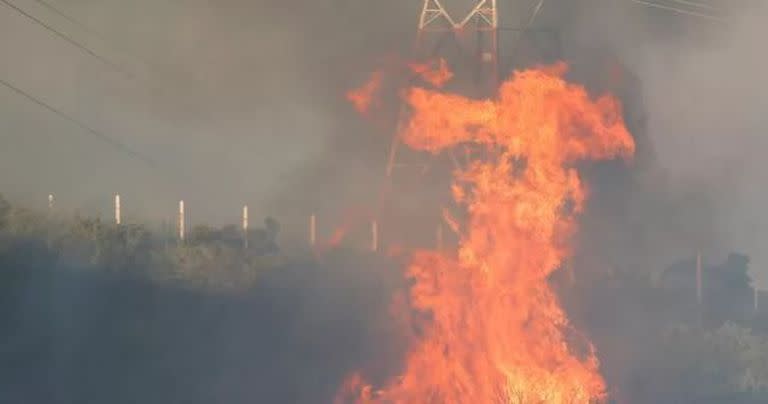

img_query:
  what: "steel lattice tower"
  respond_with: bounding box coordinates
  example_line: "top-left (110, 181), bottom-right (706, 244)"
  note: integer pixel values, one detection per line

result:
top-left (371, 0), bottom-right (509, 251)
top-left (386, 0), bottom-right (500, 178)
top-left (375, 1), bottom-right (562, 250)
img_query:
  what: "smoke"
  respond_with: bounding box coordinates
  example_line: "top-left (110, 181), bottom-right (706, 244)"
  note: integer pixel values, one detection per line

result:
top-left (0, 0), bottom-right (417, 225)
top-left (1, 0), bottom-right (764, 269)
top-left (0, 214), bottom-right (405, 403)
top-left (635, 5), bottom-right (768, 287)
top-left (4, 0), bottom-right (768, 402)
top-left (558, 0), bottom-right (768, 286)
top-left (554, 2), bottom-right (768, 401)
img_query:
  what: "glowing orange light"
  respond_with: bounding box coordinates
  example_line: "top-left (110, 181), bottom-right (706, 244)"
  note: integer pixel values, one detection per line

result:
top-left (339, 61), bottom-right (634, 404)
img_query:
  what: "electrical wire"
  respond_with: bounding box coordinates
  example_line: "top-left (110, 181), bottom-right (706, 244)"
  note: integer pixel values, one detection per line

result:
top-left (526, 0), bottom-right (545, 29)
top-left (667, 0), bottom-right (720, 11)
top-left (30, 0), bottom-right (151, 71)
top-left (5, 0), bottom-right (205, 123)
top-left (0, 76), bottom-right (158, 167)
top-left (0, 0), bottom-right (130, 76)
top-left (626, 0), bottom-right (725, 21)
top-left (31, 0), bottom-right (98, 34)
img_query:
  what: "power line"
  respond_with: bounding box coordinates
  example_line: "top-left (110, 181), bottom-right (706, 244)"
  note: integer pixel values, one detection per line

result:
top-left (626, 0), bottom-right (725, 21)
top-left (27, 0), bottom-right (213, 124)
top-left (30, 0), bottom-right (148, 70)
top-left (31, 0), bottom-right (99, 35)
top-left (668, 0), bottom-right (720, 11)
top-left (0, 0), bottom-right (131, 76)
top-left (22, 0), bottom-right (205, 119)
top-left (0, 76), bottom-right (158, 167)
top-left (526, 0), bottom-right (545, 29)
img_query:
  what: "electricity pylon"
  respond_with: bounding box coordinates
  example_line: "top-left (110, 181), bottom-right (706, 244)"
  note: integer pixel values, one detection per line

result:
top-left (385, 0), bottom-right (500, 179)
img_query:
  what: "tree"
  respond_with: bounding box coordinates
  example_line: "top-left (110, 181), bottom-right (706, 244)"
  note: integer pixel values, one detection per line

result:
top-left (0, 193), bottom-right (10, 228)
top-left (631, 322), bottom-right (768, 403)
top-left (707, 253), bottom-right (754, 327)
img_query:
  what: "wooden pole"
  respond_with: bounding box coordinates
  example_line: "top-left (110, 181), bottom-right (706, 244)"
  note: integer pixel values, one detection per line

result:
top-left (309, 214), bottom-right (316, 246)
top-left (371, 219), bottom-right (378, 252)
top-left (45, 194), bottom-right (54, 246)
top-left (114, 194), bottom-right (121, 225)
top-left (755, 288), bottom-right (759, 313)
top-left (163, 218), bottom-right (169, 250)
top-left (565, 259), bottom-right (576, 285)
top-left (696, 252), bottom-right (702, 305)
top-left (178, 200), bottom-right (185, 241)
top-left (242, 205), bottom-right (249, 249)
top-left (436, 222), bottom-right (443, 251)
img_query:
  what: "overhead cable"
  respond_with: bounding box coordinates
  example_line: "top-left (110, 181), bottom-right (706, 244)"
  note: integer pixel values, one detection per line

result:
top-left (0, 76), bottom-right (158, 167)
top-left (667, 0), bottom-right (720, 11)
top-left (4, 0), bottom-right (207, 123)
top-left (526, 0), bottom-right (545, 29)
top-left (31, 0), bottom-right (99, 34)
top-left (0, 0), bottom-right (130, 76)
top-left (626, 0), bottom-right (725, 21)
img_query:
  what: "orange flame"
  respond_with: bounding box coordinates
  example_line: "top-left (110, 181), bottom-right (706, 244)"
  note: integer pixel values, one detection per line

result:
top-left (328, 226), bottom-right (349, 247)
top-left (347, 59), bottom-right (451, 116)
top-left (339, 61), bottom-right (634, 403)
top-left (347, 70), bottom-right (384, 114)
top-left (408, 58), bottom-right (453, 88)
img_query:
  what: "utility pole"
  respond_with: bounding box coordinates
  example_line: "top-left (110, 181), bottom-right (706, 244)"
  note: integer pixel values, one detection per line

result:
top-left (309, 213), bottom-right (317, 247)
top-left (242, 205), bottom-right (249, 249)
top-left (696, 252), bottom-right (703, 305)
top-left (114, 194), bottom-right (121, 225)
top-left (371, 219), bottom-right (379, 252)
top-left (178, 200), bottom-right (185, 242)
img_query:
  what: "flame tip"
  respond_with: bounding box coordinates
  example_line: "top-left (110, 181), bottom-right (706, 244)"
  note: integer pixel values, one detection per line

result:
top-left (340, 60), bottom-right (633, 403)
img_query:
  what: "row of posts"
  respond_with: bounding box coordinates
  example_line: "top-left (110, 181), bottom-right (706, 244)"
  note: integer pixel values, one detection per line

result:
top-left (696, 252), bottom-right (762, 313)
top-left (307, 214), bottom-right (446, 253)
top-left (48, 193), bottom-right (233, 245)
top-left (47, 193), bottom-right (448, 253)
top-left (43, 195), bottom-right (763, 309)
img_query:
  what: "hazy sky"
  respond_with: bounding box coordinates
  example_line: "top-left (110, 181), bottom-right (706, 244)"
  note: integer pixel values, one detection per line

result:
top-left (0, 0), bottom-right (390, 221)
top-left (2, 0), bottom-right (767, 283)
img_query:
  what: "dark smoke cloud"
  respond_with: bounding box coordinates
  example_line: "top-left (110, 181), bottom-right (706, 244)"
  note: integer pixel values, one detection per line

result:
top-left (559, 0), bottom-right (768, 286)
top-left (0, 0), bottom-right (417, 225)
top-left (3, 0), bottom-right (768, 403)
top-left (0, 227), bottom-right (405, 403)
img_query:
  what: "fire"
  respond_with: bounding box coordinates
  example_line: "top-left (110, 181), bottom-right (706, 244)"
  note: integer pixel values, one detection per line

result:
top-left (319, 208), bottom-right (369, 251)
top-left (328, 227), bottom-right (348, 247)
top-left (409, 58), bottom-right (453, 88)
top-left (339, 61), bottom-right (634, 403)
top-left (347, 58), bottom-right (453, 115)
top-left (347, 70), bottom-right (383, 114)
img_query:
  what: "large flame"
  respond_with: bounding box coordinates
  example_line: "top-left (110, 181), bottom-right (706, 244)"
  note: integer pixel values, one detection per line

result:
top-left (348, 70), bottom-right (383, 114)
top-left (338, 62), bottom-right (634, 403)
top-left (409, 58), bottom-right (453, 88)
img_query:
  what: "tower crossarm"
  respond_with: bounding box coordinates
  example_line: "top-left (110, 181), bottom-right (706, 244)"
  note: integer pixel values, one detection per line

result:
top-left (419, 0), bottom-right (498, 31)
top-left (457, 0), bottom-right (498, 30)
top-left (419, 0), bottom-right (457, 30)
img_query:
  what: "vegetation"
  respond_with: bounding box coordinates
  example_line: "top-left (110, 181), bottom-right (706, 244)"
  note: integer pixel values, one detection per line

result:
top-left (579, 249), bottom-right (768, 403)
top-left (2, 192), bottom-right (768, 402)
top-left (0, 193), bottom-right (367, 403)
top-left (0, 193), bottom-right (283, 293)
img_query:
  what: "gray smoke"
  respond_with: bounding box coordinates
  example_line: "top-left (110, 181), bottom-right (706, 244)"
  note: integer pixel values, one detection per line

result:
top-left (562, 0), bottom-right (768, 286)
top-left (0, 0), bottom-right (417, 226)
top-left (3, 0), bottom-right (768, 402)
